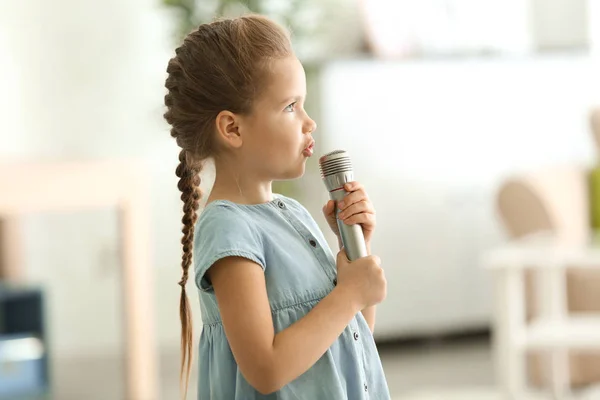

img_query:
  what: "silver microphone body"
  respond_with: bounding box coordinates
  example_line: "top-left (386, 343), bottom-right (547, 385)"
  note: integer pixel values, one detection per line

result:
top-left (318, 150), bottom-right (368, 261)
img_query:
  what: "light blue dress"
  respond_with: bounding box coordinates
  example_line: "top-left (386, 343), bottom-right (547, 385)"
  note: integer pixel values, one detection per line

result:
top-left (193, 194), bottom-right (391, 399)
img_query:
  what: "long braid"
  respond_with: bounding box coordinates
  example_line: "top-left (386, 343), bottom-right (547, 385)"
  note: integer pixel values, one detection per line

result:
top-left (163, 15), bottom-right (293, 398)
top-left (174, 148), bottom-right (201, 399)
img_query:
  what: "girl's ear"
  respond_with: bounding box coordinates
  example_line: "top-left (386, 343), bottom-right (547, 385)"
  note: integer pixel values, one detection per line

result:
top-left (215, 110), bottom-right (243, 149)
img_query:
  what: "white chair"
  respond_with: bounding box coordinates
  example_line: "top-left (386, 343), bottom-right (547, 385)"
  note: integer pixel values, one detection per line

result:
top-left (494, 164), bottom-right (600, 397)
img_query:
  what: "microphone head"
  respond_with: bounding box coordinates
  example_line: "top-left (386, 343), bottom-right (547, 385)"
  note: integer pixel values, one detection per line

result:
top-left (318, 149), bottom-right (355, 192)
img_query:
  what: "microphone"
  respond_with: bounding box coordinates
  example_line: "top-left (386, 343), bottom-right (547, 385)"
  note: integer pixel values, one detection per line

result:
top-left (319, 150), bottom-right (368, 261)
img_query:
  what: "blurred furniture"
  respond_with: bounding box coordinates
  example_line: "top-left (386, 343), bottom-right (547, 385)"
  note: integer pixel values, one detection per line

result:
top-left (484, 232), bottom-right (600, 398)
top-left (0, 284), bottom-right (47, 398)
top-left (0, 161), bottom-right (157, 400)
top-left (490, 158), bottom-right (600, 397)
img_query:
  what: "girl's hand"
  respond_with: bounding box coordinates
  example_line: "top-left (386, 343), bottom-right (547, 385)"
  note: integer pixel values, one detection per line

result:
top-left (335, 249), bottom-right (386, 309)
top-left (322, 181), bottom-right (376, 245)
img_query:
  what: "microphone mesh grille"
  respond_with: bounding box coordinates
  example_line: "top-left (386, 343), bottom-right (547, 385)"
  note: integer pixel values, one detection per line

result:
top-left (319, 150), bottom-right (353, 178)
top-left (322, 149), bottom-right (346, 157)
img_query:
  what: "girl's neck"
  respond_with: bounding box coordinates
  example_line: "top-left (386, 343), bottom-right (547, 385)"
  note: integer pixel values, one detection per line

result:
top-left (208, 167), bottom-right (274, 206)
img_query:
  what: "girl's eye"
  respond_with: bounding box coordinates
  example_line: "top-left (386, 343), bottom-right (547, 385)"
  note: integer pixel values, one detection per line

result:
top-left (284, 102), bottom-right (296, 112)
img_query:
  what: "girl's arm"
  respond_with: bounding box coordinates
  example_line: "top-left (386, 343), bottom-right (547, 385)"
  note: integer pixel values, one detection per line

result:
top-left (361, 306), bottom-right (376, 332)
top-left (208, 256), bottom-right (361, 395)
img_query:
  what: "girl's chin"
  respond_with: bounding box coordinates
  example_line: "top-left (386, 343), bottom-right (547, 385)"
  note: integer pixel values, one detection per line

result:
top-left (278, 161), bottom-right (307, 181)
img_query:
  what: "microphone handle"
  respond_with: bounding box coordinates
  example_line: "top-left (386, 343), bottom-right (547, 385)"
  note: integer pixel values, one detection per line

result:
top-left (329, 188), bottom-right (368, 261)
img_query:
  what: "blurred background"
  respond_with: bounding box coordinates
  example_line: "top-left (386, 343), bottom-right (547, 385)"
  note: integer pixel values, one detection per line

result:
top-left (2, 0), bottom-right (600, 399)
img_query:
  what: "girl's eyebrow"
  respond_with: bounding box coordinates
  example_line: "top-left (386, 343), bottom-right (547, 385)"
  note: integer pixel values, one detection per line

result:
top-left (279, 95), bottom-right (303, 106)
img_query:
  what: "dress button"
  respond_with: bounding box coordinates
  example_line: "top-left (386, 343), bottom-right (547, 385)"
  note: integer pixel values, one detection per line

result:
top-left (278, 201), bottom-right (285, 209)
top-left (353, 332), bottom-right (359, 340)
top-left (309, 239), bottom-right (317, 247)
top-left (364, 383), bottom-right (368, 392)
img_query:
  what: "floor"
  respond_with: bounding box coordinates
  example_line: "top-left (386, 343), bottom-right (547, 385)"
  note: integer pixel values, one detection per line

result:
top-left (48, 333), bottom-right (492, 399)
top-left (47, 333), bottom-right (600, 399)
top-left (378, 334), bottom-right (495, 397)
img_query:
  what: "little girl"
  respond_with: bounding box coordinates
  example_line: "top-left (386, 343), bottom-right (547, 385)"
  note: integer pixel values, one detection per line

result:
top-left (163, 14), bottom-right (390, 399)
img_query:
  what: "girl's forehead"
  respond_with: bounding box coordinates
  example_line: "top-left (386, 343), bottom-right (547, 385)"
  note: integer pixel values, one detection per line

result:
top-left (263, 57), bottom-right (306, 95)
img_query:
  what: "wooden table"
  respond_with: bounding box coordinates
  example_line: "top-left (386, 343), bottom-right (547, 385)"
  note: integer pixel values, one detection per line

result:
top-left (0, 160), bottom-right (158, 400)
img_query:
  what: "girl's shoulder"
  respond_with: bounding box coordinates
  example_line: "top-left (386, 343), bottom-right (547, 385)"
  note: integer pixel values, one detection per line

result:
top-left (196, 199), bottom-right (244, 227)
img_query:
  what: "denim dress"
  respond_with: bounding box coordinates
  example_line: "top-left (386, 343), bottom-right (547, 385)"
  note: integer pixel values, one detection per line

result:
top-left (193, 194), bottom-right (390, 399)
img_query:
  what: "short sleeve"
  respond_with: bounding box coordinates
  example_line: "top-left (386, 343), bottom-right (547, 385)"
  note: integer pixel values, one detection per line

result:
top-left (193, 204), bottom-right (265, 291)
